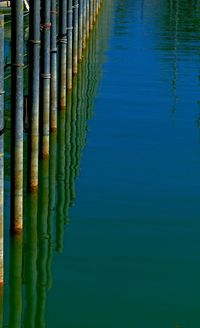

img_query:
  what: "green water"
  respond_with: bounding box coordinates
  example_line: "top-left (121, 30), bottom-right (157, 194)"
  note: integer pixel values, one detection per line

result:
top-left (3, 0), bottom-right (200, 327)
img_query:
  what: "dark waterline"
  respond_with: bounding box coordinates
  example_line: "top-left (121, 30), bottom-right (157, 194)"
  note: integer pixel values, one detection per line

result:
top-left (3, 0), bottom-right (200, 327)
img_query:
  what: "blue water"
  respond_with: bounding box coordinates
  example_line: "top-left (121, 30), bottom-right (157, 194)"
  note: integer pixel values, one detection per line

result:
top-left (3, 0), bottom-right (200, 327)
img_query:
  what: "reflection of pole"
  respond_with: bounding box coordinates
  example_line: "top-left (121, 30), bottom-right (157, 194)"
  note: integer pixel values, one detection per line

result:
top-left (58, 0), bottom-right (67, 109)
top-left (28, 0), bottom-right (40, 192)
top-left (74, 75), bottom-right (82, 179)
top-left (79, 45), bottom-right (88, 152)
top-left (47, 133), bottom-right (56, 289)
top-left (69, 81), bottom-right (77, 206)
top-left (50, 0), bottom-right (57, 131)
top-left (24, 194), bottom-right (38, 328)
top-left (64, 97), bottom-right (71, 225)
top-left (10, 0), bottom-right (24, 233)
top-left (56, 111), bottom-right (66, 253)
top-left (40, 0), bottom-right (51, 158)
top-left (36, 160), bottom-right (49, 328)
top-left (0, 15), bottom-right (4, 285)
top-left (9, 235), bottom-right (23, 328)
top-left (0, 287), bottom-right (3, 328)
top-left (172, 0), bottom-right (179, 115)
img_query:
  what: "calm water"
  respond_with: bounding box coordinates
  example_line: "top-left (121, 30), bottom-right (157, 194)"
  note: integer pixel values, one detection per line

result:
top-left (3, 0), bottom-right (200, 327)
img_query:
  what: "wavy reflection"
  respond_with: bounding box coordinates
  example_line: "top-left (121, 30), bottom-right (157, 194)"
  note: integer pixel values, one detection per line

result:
top-left (36, 160), bottom-right (49, 328)
top-left (3, 2), bottom-right (112, 327)
top-left (56, 110), bottom-right (66, 253)
top-left (9, 235), bottom-right (23, 328)
top-left (24, 194), bottom-right (38, 328)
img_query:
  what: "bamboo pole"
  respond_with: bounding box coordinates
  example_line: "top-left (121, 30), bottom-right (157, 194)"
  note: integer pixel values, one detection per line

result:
top-left (58, 0), bottom-right (67, 109)
top-left (40, 0), bottom-right (51, 158)
top-left (93, 0), bottom-right (96, 24)
top-left (67, 0), bottom-right (73, 90)
top-left (86, 0), bottom-right (90, 39)
top-left (82, 0), bottom-right (87, 49)
top-left (78, 0), bottom-right (83, 61)
top-left (73, 0), bottom-right (79, 75)
top-left (0, 15), bottom-right (4, 285)
top-left (10, 0), bottom-right (24, 233)
top-left (89, 0), bottom-right (94, 31)
top-left (27, 0), bottom-right (41, 192)
top-left (50, 0), bottom-right (57, 131)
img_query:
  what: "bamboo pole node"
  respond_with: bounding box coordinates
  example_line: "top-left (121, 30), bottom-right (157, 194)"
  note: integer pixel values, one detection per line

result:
top-left (50, 48), bottom-right (57, 53)
top-left (40, 23), bottom-right (52, 30)
top-left (58, 37), bottom-right (67, 44)
top-left (29, 39), bottom-right (41, 44)
top-left (11, 63), bottom-right (24, 67)
top-left (41, 73), bottom-right (51, 79)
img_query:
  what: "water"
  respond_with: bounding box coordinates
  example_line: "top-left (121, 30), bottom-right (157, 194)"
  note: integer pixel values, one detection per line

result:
top-left (3, 0), bottom-right (200, 327)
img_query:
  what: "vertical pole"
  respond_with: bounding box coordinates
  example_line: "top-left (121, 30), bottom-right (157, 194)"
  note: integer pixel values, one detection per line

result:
top-left (93, 0), bottom-right (96, 24)
top-left (86, 0), bottom-right (89, 39)
top-left (28, 0), bottom-right (41, 192)
top-left (40, 0), bottom-right (51, 158)
top-left (78, 0), bottom-right (83, 61)
top-left (67, 0), bottom-right (73, 90)
top-left (50, 0), bottom-right (57, 131)
top-left (11, 0), bottom-right (24, 233)
top-left (73, 0), bottom-right (79, 76)
top-left (58, 0), bottom-right (67, 109)
top-left (89, 0), bottom-right (93, 31)
top-left (0, 15), bottom-right (4, 285)
top-left (82, 0), bottom-right (87, 49)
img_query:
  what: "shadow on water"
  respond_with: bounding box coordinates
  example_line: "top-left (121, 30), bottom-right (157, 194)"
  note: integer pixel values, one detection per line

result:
top-left (3, 1), bottom-right (113, 326)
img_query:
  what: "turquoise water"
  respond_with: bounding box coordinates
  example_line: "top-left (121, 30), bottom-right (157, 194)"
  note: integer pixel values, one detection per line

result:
top-left (3, 0), bottom-right (200, 327)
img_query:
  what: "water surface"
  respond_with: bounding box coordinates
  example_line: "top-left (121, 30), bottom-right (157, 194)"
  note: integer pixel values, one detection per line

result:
top-left (3, 0), bottom-right (200, 327)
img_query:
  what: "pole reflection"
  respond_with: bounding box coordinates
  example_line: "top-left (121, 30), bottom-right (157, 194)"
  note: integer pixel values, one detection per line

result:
top-left (4, 2), bottom-right (112, 326)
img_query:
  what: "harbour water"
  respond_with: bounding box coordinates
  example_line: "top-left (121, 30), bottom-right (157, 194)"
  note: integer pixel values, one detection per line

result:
top-left (3, 0), bottom-right (200, 327)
